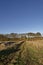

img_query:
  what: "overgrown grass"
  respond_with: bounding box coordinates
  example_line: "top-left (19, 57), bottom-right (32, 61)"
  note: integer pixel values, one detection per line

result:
top-left (0, 40), bottom-right (43, 65)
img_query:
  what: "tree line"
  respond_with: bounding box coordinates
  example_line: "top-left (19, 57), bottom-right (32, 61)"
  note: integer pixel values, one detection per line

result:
top-left (0, 32), bottom-right (42, 41)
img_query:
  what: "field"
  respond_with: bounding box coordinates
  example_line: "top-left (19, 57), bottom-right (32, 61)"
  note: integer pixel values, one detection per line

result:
top-left (0, 39), bottom-right (43, 65)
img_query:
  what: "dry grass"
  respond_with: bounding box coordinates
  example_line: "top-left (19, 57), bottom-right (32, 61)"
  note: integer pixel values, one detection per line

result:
top-left (21, 40), bottom-right (43, 65)
top-left (0, 39), bottom-right (43, 65)
top-left (26, 40), bottom-right (43, 49)
top-left (0, 44), bottom-right (5, 50)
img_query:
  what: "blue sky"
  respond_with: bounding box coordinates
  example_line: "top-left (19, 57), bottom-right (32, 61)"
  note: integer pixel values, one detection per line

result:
top-left (0, 0), bottom-right (43, 34)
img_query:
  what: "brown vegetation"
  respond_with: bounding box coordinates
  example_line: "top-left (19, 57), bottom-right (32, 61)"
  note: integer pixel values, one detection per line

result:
top-left (0, 32), bottom-right (43, 65)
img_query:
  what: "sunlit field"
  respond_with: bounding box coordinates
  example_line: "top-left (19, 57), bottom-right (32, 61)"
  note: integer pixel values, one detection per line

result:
top-left (0, 38), bottom-right (43, 65)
